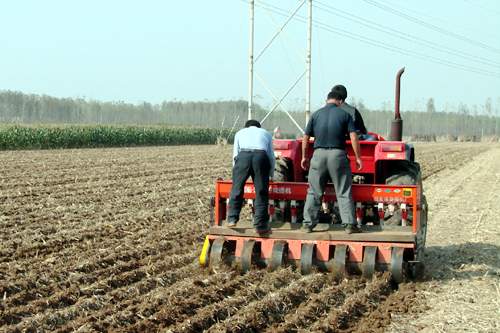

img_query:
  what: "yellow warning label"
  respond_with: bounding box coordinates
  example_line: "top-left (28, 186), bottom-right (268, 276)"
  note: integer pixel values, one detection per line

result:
top-left (403, 188), bottom-right (412, 197)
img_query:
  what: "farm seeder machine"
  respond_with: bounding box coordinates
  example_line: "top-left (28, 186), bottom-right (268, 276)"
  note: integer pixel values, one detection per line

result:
top-left (200, 68), bottom-right (427, 283)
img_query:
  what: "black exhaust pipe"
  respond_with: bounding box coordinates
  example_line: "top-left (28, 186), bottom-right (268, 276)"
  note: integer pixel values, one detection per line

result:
top-left (389, 67), bottom-right (405, 141)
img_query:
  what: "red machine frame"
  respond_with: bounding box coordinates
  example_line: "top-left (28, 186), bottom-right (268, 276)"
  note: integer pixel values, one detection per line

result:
top-left (214, 180), bottom-right (420, 233)
top-left (209, 180), bottom-right (421, 268)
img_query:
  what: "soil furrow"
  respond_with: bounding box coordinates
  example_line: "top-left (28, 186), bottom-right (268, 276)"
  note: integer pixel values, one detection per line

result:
top-left (0, 247), bottom-right (197, 319)
top-left (307, 273), bottom-right (393, 333)
top-left (0, 212), bottom-right (205, 268)
top-left (266, 278), bottom-right (363, 333)
top-left (167, 268), bottom-right (302, 333)
top-left (206, 272), bottom-right (333, 332)
top-left (100, 270), bottom-right (264, 332)
top-left (0, 225), bottom-right (203, 302)
top-left (0, 192), bottom-right (208, 242)
top-left (6, 261), bottom-right (200, 332)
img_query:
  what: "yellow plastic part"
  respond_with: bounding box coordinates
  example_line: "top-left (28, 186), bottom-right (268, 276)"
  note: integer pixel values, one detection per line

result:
top-left (199, 236), bottom-right (211, 266)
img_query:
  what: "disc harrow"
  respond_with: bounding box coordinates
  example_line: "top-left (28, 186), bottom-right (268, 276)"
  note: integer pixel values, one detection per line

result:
top-left (200, 179), bottom-right (426, 282)
top-left (200, 231), bottom-right (417, 282)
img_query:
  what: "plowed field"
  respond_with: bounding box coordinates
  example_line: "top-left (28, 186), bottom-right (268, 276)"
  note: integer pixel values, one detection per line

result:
top-left (1, 143), bottom-right (499, 332)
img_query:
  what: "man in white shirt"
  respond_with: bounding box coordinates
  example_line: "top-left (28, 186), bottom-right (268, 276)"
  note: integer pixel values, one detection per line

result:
top-left (228, 119), bottom-right (275, 234)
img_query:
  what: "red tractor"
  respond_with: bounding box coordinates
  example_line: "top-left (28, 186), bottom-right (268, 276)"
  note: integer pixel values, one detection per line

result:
top-left (200, 68), bottom-right (427, 282)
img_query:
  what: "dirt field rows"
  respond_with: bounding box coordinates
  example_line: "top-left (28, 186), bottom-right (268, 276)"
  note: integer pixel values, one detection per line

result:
top-left (1, 142), bottom-right (498, 332)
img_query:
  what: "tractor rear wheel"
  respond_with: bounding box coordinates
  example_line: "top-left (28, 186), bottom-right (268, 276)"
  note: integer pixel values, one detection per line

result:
top-left (273, 157), bottom-right (294, 222)
top-left (274, 157), bottom-right (291, 181)
top-left (384, 161), bottom-right (421, 226)
top-left (385, 161), bottom-right (420, 185)
top-left (415, 194), bottom-right (428, 258)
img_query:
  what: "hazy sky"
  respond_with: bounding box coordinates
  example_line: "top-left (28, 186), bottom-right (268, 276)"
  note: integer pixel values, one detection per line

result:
top-left (1, 0), bottom-right (499, 113)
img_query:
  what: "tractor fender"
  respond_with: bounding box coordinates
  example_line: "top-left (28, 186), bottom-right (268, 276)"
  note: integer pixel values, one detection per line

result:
top-left (374, 142), bottom-right (414, 162)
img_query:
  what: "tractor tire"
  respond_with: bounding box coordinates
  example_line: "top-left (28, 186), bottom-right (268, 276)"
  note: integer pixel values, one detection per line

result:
top-left (384, 161), bottom-right (421, 226)
top-left (409, 194), bottom-right (428, 280)
top-left (273, 157), bottom-right (299, 222)
top-left (415, 195), bottom-right (428, 259)
top-left (385, 161), bottom-right (420, 185)
top-left (274, 157), bottom-right (291, 181)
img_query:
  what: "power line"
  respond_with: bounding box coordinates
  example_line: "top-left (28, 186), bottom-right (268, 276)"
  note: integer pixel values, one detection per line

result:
top-left (361, 0), bottom-right (500, 55)
top-left (251, 0), bottom-right (500, 79)
top-left (462, 0), bottom-right (500, 16)
top-left (254, 0), bottom-right (304, 63)
top-left (315, 0), bottom-right (500, 69)
top-left (378, 0), bottom-right (499, 39)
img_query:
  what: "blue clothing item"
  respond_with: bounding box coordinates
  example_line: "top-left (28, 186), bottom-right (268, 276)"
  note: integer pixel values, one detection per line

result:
top-left (233, 126), bottom-right (275, 175)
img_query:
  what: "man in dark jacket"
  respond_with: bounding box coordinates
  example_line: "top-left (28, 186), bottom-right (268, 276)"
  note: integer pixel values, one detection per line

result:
top-left (332, 85), bottom-right (375, 141)
top-left (340, 102), bottom-right (367, 135)
top-left (301, 86), bottom-right (363, 234)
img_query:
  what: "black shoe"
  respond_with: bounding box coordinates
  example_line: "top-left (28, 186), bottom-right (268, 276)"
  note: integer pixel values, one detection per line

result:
top-left (301, 224), bottom-right (311, 233)
top-left (301, 223), bottom-right (316, 233)
top-left (256, 227), bottom-right (271, 235)
top-left (344, 224), bottom-right (362, 234)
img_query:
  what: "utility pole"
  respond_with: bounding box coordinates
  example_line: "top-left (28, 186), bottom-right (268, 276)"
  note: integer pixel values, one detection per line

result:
top-left (248, 0), bottom-right (255, 120)
top-left (246, 0), bottom-right (309, 134)
top-left (305, 0), bottom-right (312, 125)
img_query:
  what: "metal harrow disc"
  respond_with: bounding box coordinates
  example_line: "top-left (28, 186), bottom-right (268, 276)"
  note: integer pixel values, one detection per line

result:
top-left (240, 239), bottom-right (256, 273)
top-left (269, 241), bottom-right (287, 271)
top-left (300, 243), bottom-right (315, 274)
top-left (391, 247), bottom-right (405, 283)
top-left (362, 246), bottom-right (377, 278)
top-left (209, 237), bottom-right (226, 269)
top-left (331, 245), bottom-right (347, 279)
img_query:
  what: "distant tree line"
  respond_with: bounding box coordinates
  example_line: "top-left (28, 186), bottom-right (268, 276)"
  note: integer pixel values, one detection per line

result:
top-left (352, 97), bottom-right (499, 140)
top-left (1, 90), bottom-right (499, 140)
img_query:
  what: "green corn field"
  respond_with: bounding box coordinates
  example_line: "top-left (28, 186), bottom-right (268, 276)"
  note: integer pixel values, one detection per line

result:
top-left (0, 125), bottom-right (235, 150)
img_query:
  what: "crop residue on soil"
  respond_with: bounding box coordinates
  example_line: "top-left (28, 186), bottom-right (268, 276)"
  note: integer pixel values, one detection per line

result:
top-left (1, 143), bottom-right (498, 332)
